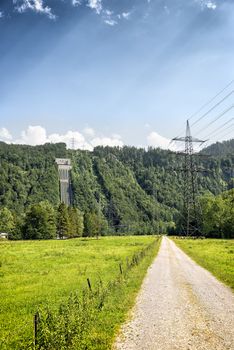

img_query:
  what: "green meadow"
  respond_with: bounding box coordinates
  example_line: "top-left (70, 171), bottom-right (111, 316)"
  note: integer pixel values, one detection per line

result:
top-left (0, 236), bottom-right (161, 349)
top-left (173, 238), bottom-right (234, 290)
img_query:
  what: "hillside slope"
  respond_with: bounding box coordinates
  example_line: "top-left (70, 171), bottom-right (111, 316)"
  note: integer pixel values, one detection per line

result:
top-left (0, 140), bottom-right (233, 232)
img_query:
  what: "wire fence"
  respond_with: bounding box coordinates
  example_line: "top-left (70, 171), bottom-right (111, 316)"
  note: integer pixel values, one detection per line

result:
top-left (29, 238), bottom-right (160, 350)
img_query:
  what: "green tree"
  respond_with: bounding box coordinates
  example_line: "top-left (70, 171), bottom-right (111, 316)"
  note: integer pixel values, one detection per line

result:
top-left (83, 211), bottom-right (102, 238)
top-left (57, 203), bottom-right (69, 239)
top-left (8, 212), bottom-right (24, 240)
top-left (68, 207), bottom-right (84, 238)
top-left (221, 189), bottom-right (234, 238)
top-left (200, 189), bottom-right (234, 238)
top-left (0, 207), bottom-right (15, 234)
top-left (23, 201), bottom-right (56, 240)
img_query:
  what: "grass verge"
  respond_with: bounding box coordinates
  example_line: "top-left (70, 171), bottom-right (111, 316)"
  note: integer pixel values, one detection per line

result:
top-left (0, 236), bottom-right (161, 349)
top-left (172, 238), bottom-right (234, 290)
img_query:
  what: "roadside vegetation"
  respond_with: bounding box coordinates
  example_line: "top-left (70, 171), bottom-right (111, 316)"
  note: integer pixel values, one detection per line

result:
top-left (199, 189), bottom-right (234, 238)
top-left (173, 238), bottom-right (234, 290)
top-left (0, 236), bottom-right (161, 349)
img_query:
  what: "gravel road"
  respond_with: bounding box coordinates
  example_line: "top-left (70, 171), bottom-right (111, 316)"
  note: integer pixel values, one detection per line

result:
top-left (114, 236), bottom-right (234, 350)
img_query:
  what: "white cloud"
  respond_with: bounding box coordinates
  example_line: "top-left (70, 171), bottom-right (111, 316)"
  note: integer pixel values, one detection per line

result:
top-left (103, 8), bottom-right (118, 26)
top-left (117, 11), bottom-right (132, 20)
top-left (0, 128), bottom-right (12, 141)
top-left (87, 0), bottom-right (102, 14)
top-left (111, 133), bottom-right (122, 140)
top-left (104, 9), bottom-right (113, 16)
top-left (16, 125), bottom-right (48, 145)
top-left (83, 127), bottom-right (95, 137)
top-left (206, 1), bottom-right (217, 10)
top-left (0, 11), bottom-right (4, 18)
top-left (122, 12), bottom-right (131, 19)
top-left (147, 131), bottom-right (175, 150)
top-left (104, 19), bottom-right (117, 26)
top-left (72, 0), bottom-right (82, 6)
top-left (91, 136), bottom-right (124, 148)
top-left (10, 125), bottom-right (124, 150)
top-left (48, 130), bottom-right (93, 150)
top-left (14, 125), bottom-right (92, 150)
top-left (196, 0), bottom-right (217, 11)
top-left (13, 0), bottom-right (56, 20)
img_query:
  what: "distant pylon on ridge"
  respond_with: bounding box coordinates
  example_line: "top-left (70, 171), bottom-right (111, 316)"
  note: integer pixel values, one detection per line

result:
top-left (71, 137), bottom-right (75, 150)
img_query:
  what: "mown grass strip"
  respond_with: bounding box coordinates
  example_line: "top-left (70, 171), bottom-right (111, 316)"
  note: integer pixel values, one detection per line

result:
top-left (172, 238), bottom-right (234, 290)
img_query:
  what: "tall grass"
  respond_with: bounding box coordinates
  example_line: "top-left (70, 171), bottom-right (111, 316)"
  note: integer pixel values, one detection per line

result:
top-left (0, 236), bottom-right (161, 349)
top-left (173, 238), bottom-right (234, 290)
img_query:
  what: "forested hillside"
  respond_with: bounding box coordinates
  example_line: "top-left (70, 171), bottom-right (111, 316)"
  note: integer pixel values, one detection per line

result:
top-left (201, 139), bottom-right (234, 157)
top-left (0, 140), bottom-right (233, 237)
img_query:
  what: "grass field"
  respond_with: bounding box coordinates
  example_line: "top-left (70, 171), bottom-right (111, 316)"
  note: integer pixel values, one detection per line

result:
top-left (173, 238), bottom-right (234, 290)
top-left (0, 236), bottom-right (161, 349)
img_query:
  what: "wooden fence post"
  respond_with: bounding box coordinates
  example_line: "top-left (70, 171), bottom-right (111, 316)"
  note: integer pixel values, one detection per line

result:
top-left (87, 278), bottom-right (92, 292)
top-left (34, 312), bottom-right (38, 348)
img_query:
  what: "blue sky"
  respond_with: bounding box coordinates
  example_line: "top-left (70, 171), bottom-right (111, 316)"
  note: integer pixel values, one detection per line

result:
top-left (0, 0), bottom-right (234, 150)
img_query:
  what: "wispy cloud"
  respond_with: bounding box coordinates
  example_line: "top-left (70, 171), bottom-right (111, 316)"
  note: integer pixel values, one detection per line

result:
top-left (0, 10), bottom-right (4, 18)
top-left (87, 0), bottom-right (102, 14)
top-left (104, 18), bottom-right (117, 26)
top-left (13, 0), bottom-right (56, 20)
top-left (102, 8), bottom-right (118, 26)
top-left (122, 11), bottom-right (131, 19)
top-left (196, 0), bottom-right (217, 11)
top-left (206, 1), bottom-right (217, 10)
top-left (72, 0), bottom-right (82, 7)
top-left (117, 11), bottom-right (132, 20)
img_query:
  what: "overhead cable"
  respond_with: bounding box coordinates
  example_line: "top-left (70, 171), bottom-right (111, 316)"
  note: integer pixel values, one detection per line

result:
top-left (194, 105), bottom-right (234, 137)
top-left (188, 79), bottom-right (234, 122)
top-left (172, 79), bottom-right (234, 140)
top-left (202, 117), bottom-right (234, 139)
top-left (191, 90), bottom-right (234, 127)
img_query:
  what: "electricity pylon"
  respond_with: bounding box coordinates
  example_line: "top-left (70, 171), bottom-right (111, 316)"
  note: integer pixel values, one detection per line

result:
top-left (173, 120), bottom-right (205, 236)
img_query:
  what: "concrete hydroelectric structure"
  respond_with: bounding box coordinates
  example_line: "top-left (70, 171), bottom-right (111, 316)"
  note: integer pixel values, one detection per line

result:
top-left (55, 158), bottom-right (72, 206)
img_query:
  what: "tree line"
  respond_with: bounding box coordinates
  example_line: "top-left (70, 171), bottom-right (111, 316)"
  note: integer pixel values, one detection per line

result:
top-left (0, 202), bottom-right (108, 240)
top-left (0, 140), bottom-right (233, 238)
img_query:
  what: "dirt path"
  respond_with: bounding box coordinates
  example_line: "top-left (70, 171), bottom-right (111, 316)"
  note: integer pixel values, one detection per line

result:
top-left (114, 236), bottom-right (234, 350)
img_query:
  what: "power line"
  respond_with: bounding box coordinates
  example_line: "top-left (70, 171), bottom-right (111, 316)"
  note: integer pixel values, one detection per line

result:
top-left (201, 125), bottom-right (234, 148)
top-left (194, 105), bottom-right (234, 137)
top-left (207, 123), bottom-right (234, 140)
top-left (189, 79), bottom-right (234, 122)
top-left (191, 90), bottom-right (234, 127)
top-left (212, 127), bottom-right (234, 140)
top-left (172, 79), bottom-right (234, 139)
top-left (202, 117), bottom-right (234, 139)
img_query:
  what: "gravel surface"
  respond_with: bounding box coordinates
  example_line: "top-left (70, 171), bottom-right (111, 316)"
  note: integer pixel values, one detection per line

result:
top-left (114, 236), bottom-right (234, 350)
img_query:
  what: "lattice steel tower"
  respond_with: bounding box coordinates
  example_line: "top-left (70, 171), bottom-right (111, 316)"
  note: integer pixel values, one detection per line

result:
top-left (173, 121), bottom-right (205, 236)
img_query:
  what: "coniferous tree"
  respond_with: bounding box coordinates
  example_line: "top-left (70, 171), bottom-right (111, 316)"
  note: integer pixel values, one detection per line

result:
top-left (83, 211), bottom-right (101, 238)
top-left (57, 203), bottom-right (69, 239)
top-left (68, 207), bottom-right (84, 238)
